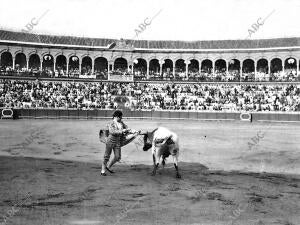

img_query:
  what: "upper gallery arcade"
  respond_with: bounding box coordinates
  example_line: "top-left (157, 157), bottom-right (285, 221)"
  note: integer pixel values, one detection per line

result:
top-left (0, 29), bottom-right (300, 80)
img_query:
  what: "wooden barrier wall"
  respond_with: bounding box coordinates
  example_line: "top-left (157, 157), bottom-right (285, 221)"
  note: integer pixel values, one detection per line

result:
top-left (1, 108), bottom-right (299, 122)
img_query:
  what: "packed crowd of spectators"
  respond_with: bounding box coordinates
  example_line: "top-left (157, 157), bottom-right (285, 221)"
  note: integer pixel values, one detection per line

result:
top-left (0, 66), bottom-right (108, 79)
top-left (1, 79), bottom-right (300, 112)
top-left (1, 65), bottom-right (299, 82)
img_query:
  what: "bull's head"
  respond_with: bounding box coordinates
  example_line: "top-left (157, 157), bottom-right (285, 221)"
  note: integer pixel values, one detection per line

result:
top-left (143, 133), bottom-right (152, 151)
top-left (140, 128), bottom-right (158, 151)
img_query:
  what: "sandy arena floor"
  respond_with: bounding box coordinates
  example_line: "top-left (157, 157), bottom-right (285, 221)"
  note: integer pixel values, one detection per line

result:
top-left (0, 119), bottom-right (299, 225)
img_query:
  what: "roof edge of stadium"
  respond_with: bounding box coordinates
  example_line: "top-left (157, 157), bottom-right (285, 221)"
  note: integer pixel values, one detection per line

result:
top-left (1, 29), bottom-right (300, 51)
top-left (1, 39), bottom-right (300, 53)
top-left (0, 39), bottom-right (108, 50)
top-left (2, 26), bottom-right (300, 42)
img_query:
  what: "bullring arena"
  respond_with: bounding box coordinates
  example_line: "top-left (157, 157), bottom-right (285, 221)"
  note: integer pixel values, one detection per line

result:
top-left (1, 2), bottom-right (300, 224)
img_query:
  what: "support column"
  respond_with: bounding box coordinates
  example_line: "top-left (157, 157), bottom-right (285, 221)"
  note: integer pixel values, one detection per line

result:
top-left (159, 61), bottom-right (163, 76)
top-left (240, 65), bottom-right (242, 80)
top-left (172, 63), bottom-right (175, 77)
top-left (40, 60), bottom-right (43, 71)
top-left (91, 59), bottom-right (94, 74)
top-left (79, 61), bottom-right (82, 75)
top-left (212, 61), bottom-right (215, 76)
top-left (53, 59), bottom-right (56, 72)
top-left (254, 60), bottom-right (257, 80)
top-left (226, 61), bottom-right (229, 81)
top-left (26, 59), bottom-right (29, 70)
top-left (12, 57), bottom-right (15, 69)
top-left (66, 60), bottom-right (69, 76)
top-left (146, 61), bottom-right (149, 79)
top-left (185, 62), bottom-right (189, 79)
top-left (198, 60), bottom-right (201, 73)
top-left (226, 61), bottom-right (229, 74)
top-left (268, 60), bottom-right (271, 81)
top-left (282, 59), bottom-right (284, 74)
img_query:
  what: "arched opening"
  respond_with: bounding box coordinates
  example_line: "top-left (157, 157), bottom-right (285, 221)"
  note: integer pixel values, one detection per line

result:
top-left (271, 58), bottom-right (283, 81)
top-left (242, 59), bottom-right (255, 81)
top-left (15, 53), bottom-right (27, 70)
top-left (82, 56), bottom-right (92, 75)
top-left (256, 58), bottom-right (269, 81)
top-left (133, 58), bottom-right (147, 80)
top-left (188, 59), bottom-right (199, 81)
top-left (270, 58), bottom-right (282, 73)
top-left (29, 54), bottom-right (40, 70)
top-left (56, 55), bottom-right (67, 77)
top-left (201, 59), bottom-right (212, 73)
top-left (69, 56), bottom-right (79, 77)
top-left (284, 57), bottom-right (297, 81)
top-left (149, 59), bottom-right (160, 79)
top-left (242, 59), bottom-right (255, 73)
top-left (214, 59), bottom-right (226, 81)
top-left (0, 52), bottom-right (13, 70)
top-left (175, 59), bottom-right (186, 80)
top-left (42, 54), bottom-right (54, 70)
top-left (228, 59), bottom-right (240, 81)
top-left (162, 59), bottom-right (173, 79)
top-left (94, 57), bottom-right (108, 79)
top-left (201, 59), bottom-right (213, 81)
top-left (114, 58), bottom-right (128, 72)
top-left (257, 59), bottom-right (268, 73)
top-left (188, 59), bottom-right (199, 73)
top-left (42, 54), bottom-right (54, 77)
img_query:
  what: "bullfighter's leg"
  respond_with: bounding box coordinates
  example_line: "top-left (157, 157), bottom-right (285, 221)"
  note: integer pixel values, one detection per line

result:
top-left (172, 154), bottom-right (181, 179)
top-left (107, 145), bottom-right (121, 172)
top-left (101, 143), bottom-right (114, 175)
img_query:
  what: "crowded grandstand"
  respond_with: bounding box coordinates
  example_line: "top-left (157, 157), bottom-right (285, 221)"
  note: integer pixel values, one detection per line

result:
top-left (1, 80), bottom-right (300, 112)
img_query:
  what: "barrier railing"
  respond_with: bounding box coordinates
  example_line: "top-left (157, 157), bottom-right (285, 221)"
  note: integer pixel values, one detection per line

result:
top-left (1, 74), bottom-right (300, 84)
top-left (1, 108), bottom-right (299, 122)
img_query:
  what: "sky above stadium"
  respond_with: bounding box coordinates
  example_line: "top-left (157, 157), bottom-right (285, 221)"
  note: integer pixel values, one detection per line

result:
top-left (0, 0), bottom-right (299, 41)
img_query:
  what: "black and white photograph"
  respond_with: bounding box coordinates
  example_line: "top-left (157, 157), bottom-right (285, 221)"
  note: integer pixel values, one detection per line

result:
top-left (0, 0), bottom-right (299, 224)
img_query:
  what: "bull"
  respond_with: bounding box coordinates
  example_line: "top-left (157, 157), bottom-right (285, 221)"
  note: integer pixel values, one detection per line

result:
top-left (141, 127), bottom-right (181, 179)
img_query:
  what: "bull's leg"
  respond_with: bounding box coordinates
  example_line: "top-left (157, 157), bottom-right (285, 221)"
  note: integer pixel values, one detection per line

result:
top-left (162, 157), bottom-right (166, 168)
top-left (151, 145), bottom-right (159, 176)
top-left (151, 153), bottom-right (159, 176)
top-left (161, 144), bottom-right (171, 168)
top-left (172, 154), bottom-right (181, 179)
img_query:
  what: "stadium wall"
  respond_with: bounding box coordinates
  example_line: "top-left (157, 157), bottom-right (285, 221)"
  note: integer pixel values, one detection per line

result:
top-left (1, 108), bottom-right (300, 122)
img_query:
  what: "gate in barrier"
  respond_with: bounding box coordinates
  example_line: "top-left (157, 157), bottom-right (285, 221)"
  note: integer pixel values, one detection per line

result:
top-left (1, 108), bottom-right (14, 119)
top-left (240, 112), bottom-right (252, 122)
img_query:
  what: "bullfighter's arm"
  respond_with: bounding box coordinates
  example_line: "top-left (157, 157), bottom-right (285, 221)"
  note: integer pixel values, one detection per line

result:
top-left (121, 122), bottom-right (140, 134)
